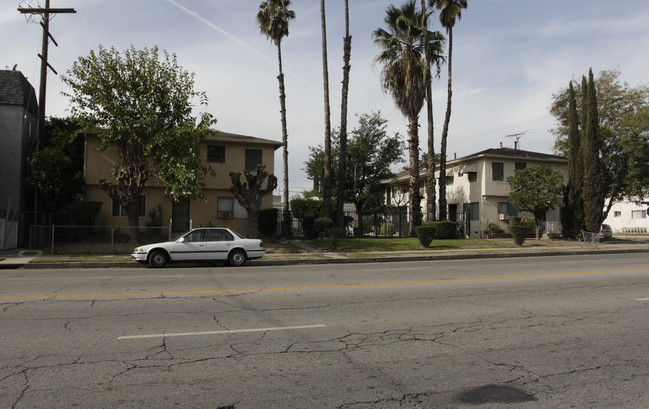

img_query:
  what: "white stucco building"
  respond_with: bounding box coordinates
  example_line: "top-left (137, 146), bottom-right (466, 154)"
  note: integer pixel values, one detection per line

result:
top-left (383, 146), bottom-right (568, 238)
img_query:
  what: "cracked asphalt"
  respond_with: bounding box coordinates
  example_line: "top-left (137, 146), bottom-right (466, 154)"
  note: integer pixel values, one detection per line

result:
top-left (1, 253), bottom-right (648, 408)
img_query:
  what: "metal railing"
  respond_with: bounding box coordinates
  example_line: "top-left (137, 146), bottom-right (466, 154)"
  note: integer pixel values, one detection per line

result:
top-left (28, 225), bottom-right (173, 254)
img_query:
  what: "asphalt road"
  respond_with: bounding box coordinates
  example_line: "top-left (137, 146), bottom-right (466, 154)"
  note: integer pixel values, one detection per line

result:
top-left (1, 253), bottom-right (648, 408)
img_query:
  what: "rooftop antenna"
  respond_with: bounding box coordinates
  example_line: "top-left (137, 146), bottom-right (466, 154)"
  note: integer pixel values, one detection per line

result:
top-left (505, 129), bottom-right (530, 150)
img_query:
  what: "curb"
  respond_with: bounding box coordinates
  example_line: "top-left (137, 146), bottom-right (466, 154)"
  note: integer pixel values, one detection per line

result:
top-left (6, 247), bottom-right (649, 269)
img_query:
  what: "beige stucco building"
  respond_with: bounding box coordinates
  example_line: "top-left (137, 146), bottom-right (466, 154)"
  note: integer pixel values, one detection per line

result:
top-left (383, 146), bottom-right (568, 238)
top-left (83, 130), bottom-right (282, 236)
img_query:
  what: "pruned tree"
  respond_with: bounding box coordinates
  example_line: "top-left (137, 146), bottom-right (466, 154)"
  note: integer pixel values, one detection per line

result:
top-left (62, 45), bottom-right (214, 243)
top-left (229, 164), bottom-right (278, 239)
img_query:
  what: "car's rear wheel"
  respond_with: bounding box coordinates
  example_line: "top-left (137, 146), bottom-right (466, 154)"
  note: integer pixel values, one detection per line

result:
top-left (228, 249), bottom-right (246, 267)
top-left (149, 250), bottom-right (168, 268)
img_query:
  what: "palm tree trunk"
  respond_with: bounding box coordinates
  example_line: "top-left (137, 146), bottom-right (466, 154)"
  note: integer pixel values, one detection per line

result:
top-left (421, 0), bottom-right (436, 222)
top-left (277, 42), bottom-right (291, 238)
top-left (408, 115), bottom-right (422, 236)
top-left (321, 0), bottom-right (332, 219)
top-left (439, 27), bottom-right (453, 221)
top-left (337, 0), bottom-right (351, 229)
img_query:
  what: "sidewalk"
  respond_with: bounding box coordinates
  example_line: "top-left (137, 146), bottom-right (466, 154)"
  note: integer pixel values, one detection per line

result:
top-left (2, 239), bottom-right (649, 270)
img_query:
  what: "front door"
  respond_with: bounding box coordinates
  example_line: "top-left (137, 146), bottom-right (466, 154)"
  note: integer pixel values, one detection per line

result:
top-left (172, 198), bottom-right (190, 232)
top-left (171, 229), bottom-right (206, 262)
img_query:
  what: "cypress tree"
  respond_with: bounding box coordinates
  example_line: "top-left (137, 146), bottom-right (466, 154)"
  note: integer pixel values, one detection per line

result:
top-left (562, 81), bottom-right (583, 238)
top-left (581, 68), bottom-right (606, 232)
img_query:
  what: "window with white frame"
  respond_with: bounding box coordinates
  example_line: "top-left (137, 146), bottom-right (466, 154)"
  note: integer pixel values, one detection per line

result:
top-left (631, 210), bottom-right (646, 219)
top-left (613, 211), bottom-right (621, 217)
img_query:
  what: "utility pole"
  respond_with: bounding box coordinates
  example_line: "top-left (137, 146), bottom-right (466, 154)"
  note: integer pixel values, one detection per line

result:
top-left (18, 0), bottom-right (75, 147)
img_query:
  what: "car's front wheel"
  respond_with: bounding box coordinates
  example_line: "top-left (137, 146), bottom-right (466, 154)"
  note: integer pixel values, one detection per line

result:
top-left (149, 250), bottom-right (168, 268)
top-left (227, 249), bottom-right (246, 267)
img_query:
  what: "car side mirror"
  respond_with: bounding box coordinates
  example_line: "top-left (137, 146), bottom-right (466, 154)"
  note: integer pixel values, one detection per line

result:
top-left (177, 237), bottom-right (185, 243)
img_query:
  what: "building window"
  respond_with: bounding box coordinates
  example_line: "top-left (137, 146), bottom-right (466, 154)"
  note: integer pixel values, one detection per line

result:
top-left (207, 145), bottom-right (225, 163)
top-left (446, 176), bottom-right (454, 186)
top-left (498, 201), bottom-right (518, 216)
top-left (112, 196), bottom-right (146, 218)
top-left (467, 172), bottom-right (477, 182)
top-left (492, 162), bottom-right (504, 181)
top-left (217, 197), bottom-right (234, 219)
top-left (245, 149), bottom-right (263, 172)
top-left (631, 210), bottom-right (646, 219)
top-left (515, 162), bottom-right (527, 171)
top-left (470, 202), bottom-right (480, 221)
top-left (613, 211), bottom-right (621, 217)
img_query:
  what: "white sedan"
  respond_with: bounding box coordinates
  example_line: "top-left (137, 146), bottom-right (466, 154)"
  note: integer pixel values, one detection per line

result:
top-left (132, 227), bottom-right (265, 268)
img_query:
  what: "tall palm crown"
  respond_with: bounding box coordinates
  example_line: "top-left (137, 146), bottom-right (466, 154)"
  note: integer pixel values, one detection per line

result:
top-left (256, 0), bottom-right (295, 46)
top-left (432, 0), bottom-right (467, 31)
top-left (373, 1), bottom-right (434, 118)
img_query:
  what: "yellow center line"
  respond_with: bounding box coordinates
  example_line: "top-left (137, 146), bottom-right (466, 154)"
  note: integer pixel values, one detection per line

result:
top-left (1, 268), bottom-right (648, 300)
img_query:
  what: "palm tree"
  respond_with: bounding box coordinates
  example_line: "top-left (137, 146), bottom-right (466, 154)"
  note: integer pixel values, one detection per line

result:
top-left (336, 0), bottom-right (352, 229)
top-left (420, 0), bottom-right (445, 221)
top-left (373, 0), bottom-right (436, 235)
top-left (320, 0), bottom-right (333, 219)
top-left (430, 0), bottom-right (467, 221)
top-left (257, 0), bottom-right (295, 237)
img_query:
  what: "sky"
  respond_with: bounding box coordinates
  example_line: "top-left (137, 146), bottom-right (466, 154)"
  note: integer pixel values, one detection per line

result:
top-left (3, 0), bottom-right (649, 199)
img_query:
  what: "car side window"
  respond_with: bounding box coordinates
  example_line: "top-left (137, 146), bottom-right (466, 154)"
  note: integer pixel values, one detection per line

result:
top-left (224, 231), bottom-right (234, 241)
top-left (206, 229), bottom-right (225, 242)
top-left (185, 230), bottom-right (205, 243)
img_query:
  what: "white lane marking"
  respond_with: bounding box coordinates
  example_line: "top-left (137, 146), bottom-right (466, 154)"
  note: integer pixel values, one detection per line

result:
top-left (118, 324), bottom-right (327, 340)
top-left (91, 275), bottom-right (187, 279)
top-left (636, 298), bottom-right (649, 301)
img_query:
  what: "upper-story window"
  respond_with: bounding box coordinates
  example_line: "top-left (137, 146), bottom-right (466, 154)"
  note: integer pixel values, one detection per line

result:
top-left (492, 162), bottom-right (504, 181)
top-left (207, 145), bottom-right (225, 163)
top-left (446, 176), bottom-right (454, 186)
top-left (515, 162), bottom-right (527, 171)
top-left (245, 149), bottom-right (263, 172)
top-left (467, 172), bottom-right (477, 182)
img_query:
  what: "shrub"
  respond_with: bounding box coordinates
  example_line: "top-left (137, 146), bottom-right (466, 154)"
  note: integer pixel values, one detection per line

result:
top-left (329, 227), bottom-right (345, 250)
top-left (380, 222), bottom-right (397, 237)
top-left (422, 221), bottom-right (457, 239)
top-left (483, 220), bottom-right (504, 235)
top-left (258, 208), bottom-right (278, 237)
top-left (69, 201), bottom-right (103, 226)
top-left (415, 226), bottom-right (436, 248)
top-left (145, 204), bottom-right (163, 234)
top-left (508, 216), bottom-right (534, 246)
top-left (313, 217), bottom-right (334, 238)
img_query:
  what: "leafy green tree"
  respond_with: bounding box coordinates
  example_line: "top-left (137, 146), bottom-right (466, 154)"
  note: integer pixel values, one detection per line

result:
top-left (550, 68), bottom-right (649, 213)
top-left (305, 112), bottom-right (404, 233)
top-left (229, 164), bottom-right (278, 239)
top-left (257, 0), bottom-right (296, 238)
top-left (27, 117), bottom-right (85, 211)
top-left (373, 1), bottom-right (437, 235)
top-left (62, 45), bottom-right (214, 243)
top-left (430, 0), bottom-right (468, 221)
top-left (507, 166), bottom-right (564, 240)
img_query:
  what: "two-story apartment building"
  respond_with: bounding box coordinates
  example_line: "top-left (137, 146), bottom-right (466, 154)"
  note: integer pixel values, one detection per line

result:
top-left (384, 146), bottom-right (568, 238)
top-left (83, 130), bottom-right (282, 236)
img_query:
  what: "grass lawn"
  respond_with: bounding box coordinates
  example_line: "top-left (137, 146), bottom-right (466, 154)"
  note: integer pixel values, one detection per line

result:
top-left (304, 237), bottom-right (515, 252)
